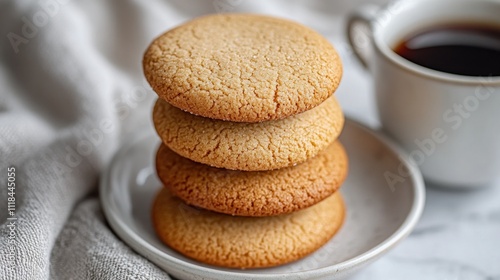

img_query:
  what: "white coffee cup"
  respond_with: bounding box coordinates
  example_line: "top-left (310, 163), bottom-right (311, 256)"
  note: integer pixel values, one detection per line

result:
top-left (346, 0), bottom-right (500, 187)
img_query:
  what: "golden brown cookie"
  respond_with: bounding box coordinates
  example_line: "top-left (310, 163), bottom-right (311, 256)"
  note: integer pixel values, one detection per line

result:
top-left (143, 14), bottom-right (343, 122)
top-left (152, 188), bottom-right (345, 269)
top-left (155, 140), bottom-right (348, 216)
top-left (153, 96), bottom-right (344, 171)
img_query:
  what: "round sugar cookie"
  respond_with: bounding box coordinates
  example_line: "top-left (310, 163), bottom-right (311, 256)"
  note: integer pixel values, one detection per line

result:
top-left (153, 96), bottom-right (344, 171)
top-left (155, 140), bottom-right (348, 216)
top-left (152, 188), bottom-right (345, 269)
top-left (143, 14), bottom-right (343, 122)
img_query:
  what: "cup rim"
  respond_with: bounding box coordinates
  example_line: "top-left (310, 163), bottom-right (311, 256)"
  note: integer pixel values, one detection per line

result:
top-left (372, 0), bottom-right (500, 86)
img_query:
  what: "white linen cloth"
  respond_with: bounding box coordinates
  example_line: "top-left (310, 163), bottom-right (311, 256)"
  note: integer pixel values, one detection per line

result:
top-left (0, 0), bottom-right (386, 279)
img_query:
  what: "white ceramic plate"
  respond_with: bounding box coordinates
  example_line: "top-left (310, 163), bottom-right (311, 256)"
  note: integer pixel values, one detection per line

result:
top-left (100, 118), bottom-right (425, 280)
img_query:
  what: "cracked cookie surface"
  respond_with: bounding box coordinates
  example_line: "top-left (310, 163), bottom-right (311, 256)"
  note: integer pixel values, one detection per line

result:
top-left (153, 96), bottom-right (344, 171)
top-left (152, 187), bottom-right (345, 269)
top-left (155, 140), bottom-right (348, 216)
top-left (143, 14), bottom-right (342, 122)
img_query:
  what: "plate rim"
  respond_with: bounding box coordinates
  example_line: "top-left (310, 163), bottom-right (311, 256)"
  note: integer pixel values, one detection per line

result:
top-left (100, 117), bottom-right (426, 279)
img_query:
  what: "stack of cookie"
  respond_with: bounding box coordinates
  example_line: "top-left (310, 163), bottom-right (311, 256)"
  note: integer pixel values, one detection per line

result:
top-left (144, 14), bottom-right (347, 269)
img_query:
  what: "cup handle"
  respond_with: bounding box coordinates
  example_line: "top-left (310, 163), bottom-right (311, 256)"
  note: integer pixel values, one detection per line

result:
top-left (346, 5), bottom-right (379, 69)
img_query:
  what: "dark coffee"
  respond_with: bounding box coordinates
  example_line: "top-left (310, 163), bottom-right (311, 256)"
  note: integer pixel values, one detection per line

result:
top-left (394, 23), bottom-right (500, 76)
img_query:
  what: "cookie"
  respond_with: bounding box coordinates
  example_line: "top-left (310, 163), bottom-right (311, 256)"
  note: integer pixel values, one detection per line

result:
top-left (152, 188), bottom-right (345, 269)
top-left (153, 96), bottom-right (344, 171)
top-left (143, 14), bottom-right (343, 122)
top-left (155, 140), bottom-right (348, 216)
